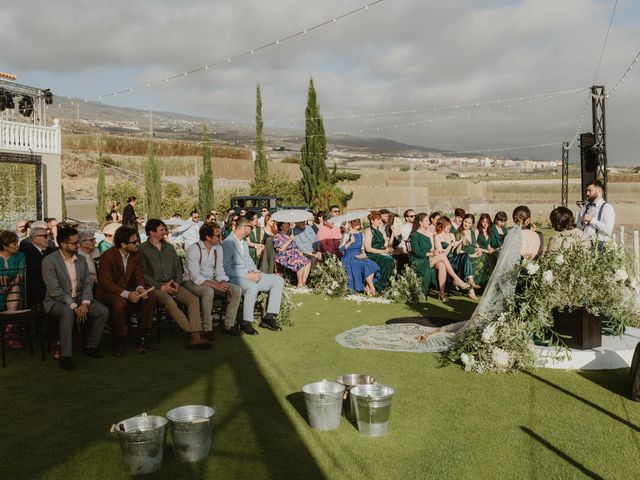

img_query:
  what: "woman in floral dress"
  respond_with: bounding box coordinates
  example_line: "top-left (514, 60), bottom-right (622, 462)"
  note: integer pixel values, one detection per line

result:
top-left (273, 222), bottom-right (311, 287)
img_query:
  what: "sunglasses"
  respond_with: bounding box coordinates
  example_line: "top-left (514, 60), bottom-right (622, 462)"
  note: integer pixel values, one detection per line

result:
top-left (126, 240), bottom-right (139, 244)
top-left (406, 215), bottom-right (415, 218)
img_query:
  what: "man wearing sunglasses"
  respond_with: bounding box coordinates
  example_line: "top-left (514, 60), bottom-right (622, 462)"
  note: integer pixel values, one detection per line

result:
top-left (174, 210), bottom-right (203, 249)
top-left (42, 226), bottom-right (109, 371)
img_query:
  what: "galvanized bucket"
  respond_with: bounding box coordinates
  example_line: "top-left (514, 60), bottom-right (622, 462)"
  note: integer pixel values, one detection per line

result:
top-left (111, 413), bottom-right (167, 475)
top-left (350, 384), bottom-right (395, 436)
top-left (165, 405), bottom-right (216, 462)
top-left (335, 374), bottom-right (376, 422)
top-left (302, 380), bottom-right (345, 431)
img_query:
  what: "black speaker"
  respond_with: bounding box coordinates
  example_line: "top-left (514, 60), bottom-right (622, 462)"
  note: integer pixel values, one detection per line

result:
top-left (580, 133), bottom-right (597, 201)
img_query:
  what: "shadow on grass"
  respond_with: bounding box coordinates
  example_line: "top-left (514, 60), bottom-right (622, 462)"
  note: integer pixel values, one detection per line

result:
top-left (576, 368), bottom-right (631, 399)
top-left (1, 329), bottom-right (326, 479)
top-left (524, 371), bottom-right (640, 433)
top-left (286, 391), bottom-right (308, 424)
top-left (520, 426), bottom-right (605, 480)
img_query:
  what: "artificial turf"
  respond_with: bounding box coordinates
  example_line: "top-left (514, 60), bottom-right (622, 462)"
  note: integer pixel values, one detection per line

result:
top-left (2, 293), bottom-right (639, 479)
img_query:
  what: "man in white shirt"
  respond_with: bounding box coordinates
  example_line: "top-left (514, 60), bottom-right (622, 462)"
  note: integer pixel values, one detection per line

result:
top-left (258, 207), bottom-right (270, 228)
top-left (184, 223), bottom-right (243, 338)
top-left (400, 209), bottom-right (415, 253)
top-left (174, 210), bottom-right (203, 248)
top-left (576, 180), bottom-right (615, 249)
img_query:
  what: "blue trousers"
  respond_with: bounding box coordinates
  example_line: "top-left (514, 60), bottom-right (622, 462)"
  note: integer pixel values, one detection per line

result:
top-left (232, 273), bottom-right (285, 322)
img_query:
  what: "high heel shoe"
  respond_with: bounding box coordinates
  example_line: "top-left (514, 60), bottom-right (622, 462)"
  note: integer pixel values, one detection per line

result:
top-left (438, 293), bottom-right (450, 303)
top-left (468, 290), bottom-right (478, 300)
top-left (467, 277), bottom-right (481, 290)
top-left (454, 280), bottom-right (471, 291)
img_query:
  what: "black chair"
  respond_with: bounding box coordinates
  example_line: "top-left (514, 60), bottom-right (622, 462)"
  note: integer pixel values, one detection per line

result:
top-left (0, 266), bottom-right (46, 367)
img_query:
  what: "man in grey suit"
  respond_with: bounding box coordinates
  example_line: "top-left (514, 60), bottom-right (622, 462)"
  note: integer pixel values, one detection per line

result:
top-left (42, 226), bottom-right (109, 370)
top-left (222, 216), bottom-right (284, 335)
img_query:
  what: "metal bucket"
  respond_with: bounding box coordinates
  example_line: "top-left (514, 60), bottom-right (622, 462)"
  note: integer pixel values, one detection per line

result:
top-left (165, 405), bottom-right (216, 462)
top-left (335, 374), bottom-right (376, 422)
top-left (302, 380), bottom-right (345, 431)
top-left (350, 384), bottom-right (395, 436)
top-left (111, 413), bottom-right (167, 475)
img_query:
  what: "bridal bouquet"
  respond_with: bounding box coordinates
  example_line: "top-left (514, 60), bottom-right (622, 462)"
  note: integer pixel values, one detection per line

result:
top-left (449, 241), bottom-right (640, 373)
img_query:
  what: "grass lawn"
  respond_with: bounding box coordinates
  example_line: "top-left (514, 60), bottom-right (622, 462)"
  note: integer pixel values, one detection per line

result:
top-left (2, 292), bottom-right (639, 480)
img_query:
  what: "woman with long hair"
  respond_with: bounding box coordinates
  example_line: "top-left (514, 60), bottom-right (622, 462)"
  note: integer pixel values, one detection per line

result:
top-left (457, 214), bottom-right (493, 288)
top-left (410, 213), bottom-right (471, 302)
top-left (434, 217), bottom-right (478, 300)
top-left (273, 222), bottom-right (311, 288)
top-left (259, 213), bottom-right (277, 273)
top-left (339, 219), bottom-right (380, 295)
top-left (363, 211), bottom-right (395, 291)
top-left (476, 213), bottom-right (493, 252)
top-left (489, 211), bottom-right (509, 249)
top-left (245, 212), bottom-right (265, 265)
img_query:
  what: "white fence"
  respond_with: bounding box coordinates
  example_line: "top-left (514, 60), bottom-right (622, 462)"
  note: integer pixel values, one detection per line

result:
top-left (0, 118), bottom-right (61, 155)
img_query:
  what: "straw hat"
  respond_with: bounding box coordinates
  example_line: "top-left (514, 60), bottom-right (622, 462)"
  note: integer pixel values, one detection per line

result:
top-left (102, 222), bottom-right (122, 236)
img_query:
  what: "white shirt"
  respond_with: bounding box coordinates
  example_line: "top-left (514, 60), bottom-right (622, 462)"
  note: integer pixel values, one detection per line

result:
top-left (576, 198), bottom-right (615, 242)
top-left (174, 220), bottom-right (203, 248)
top-left (184, 241), bottom-right (228, 285)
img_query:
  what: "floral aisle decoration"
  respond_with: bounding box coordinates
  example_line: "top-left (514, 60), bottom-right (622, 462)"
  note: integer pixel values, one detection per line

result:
top-left (308, 255), bottom-right (349, 297)
top-left (256, 287), bottom-right (295, 327)
top-left (448, 241), bottom-right (640, 373)
top-left (382, 267), bottom-right (426, 304)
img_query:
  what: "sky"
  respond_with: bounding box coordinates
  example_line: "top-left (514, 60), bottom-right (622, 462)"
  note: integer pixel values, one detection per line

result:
top-left (2, 0), bottom-right (639, 164)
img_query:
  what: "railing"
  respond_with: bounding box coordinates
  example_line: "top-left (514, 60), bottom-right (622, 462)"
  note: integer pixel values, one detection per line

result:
top-left (0, 118), bottom-right (61, 155)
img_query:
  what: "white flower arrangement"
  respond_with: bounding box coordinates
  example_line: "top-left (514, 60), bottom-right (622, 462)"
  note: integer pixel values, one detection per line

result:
top-left (308, 255), bottom-right (349, 297)
top-left (448, 241), bottom-right (640, 373)
top-left (382, 267), bottom-right (426, 304)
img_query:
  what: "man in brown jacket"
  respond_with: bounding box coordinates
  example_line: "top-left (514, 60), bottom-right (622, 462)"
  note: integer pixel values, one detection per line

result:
top-left (97, 225), bottom-right (157, 356)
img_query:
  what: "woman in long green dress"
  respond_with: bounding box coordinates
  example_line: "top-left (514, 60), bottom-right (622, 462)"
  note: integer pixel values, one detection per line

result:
top-left (457, 214), bottom-right (494, 288)
top-left (246, 212), bottom-right (265, 265)
top-left (412, 213), bottom-right (470, 302)
top-left (364, 211), bottom-right (395, 291)
top-left (489, 211), bottom-right (509, 249)
top-left (434, 217), bottom-right (478, 300)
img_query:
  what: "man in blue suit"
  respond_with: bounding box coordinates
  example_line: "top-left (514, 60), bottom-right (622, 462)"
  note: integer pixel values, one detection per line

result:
top-left (222, 216), bottom-right (284, 335)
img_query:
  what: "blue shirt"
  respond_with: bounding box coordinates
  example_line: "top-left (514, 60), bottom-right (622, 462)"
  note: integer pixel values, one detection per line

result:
top-left (293, 225), bottom-right (319, 254)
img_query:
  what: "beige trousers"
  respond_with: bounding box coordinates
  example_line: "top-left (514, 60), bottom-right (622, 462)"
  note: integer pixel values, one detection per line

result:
top-left (154, 287), bottom-right (201, 333)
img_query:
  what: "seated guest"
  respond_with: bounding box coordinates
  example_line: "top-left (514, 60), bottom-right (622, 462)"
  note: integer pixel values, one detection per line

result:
top-left (274, 222), bottom-right (311, 288)
top-left (42, 226), bottom-right (109, 370)
top-left (45, 217), bottom-right (59, 247)
top-left (339, 219), bottom-right (379, 295)
top-left (512, 206), bottom-right (542, 259)
top-left (317, 213), bottom-right (343, 255)
top-left (246, 212), bottom-right (265, 266)
top-left (20, 226), bottom-right (57, 307)
top-left (174, 210), bottom-right (202, 249)
top-left (456, 214), bottom-right (492, 288)
top-left (15, 220), bottom-right (29, 242)
top-left (96, 225), bottom-right (158, 356)
top-left (139, 219), bottom-right (210, 350)
top-left (410, 213), bottom-right (470, 302)
top-left (99, 222), bottom-right (121, 253)
top-left (434, 217), bottom-right (478, 300)
top-left (547, 207), bottom-right (587, 253)
top-left (184, 223), bottom-right (243, 338)
top-left (0, 230), bottom-right (25, 312)
top-left (312, 211), bottom-right (325, 233)
top-left (382, 211), bottom-right (403, 251)
top-left (476, 214), bottom-right (494, 253)
top-left (450, 208), bottom-right (465, 235)
top-left (293, 220), bottom-right (322, 266)
top-left (222, 216), bottom-right (285, 334)
top-left (426, 212), bottom-right (441, 236)
top-left (329, 205), bottom-right (341, 217)
top-left (399, 209), bottom-right (416, 253)
top-left (223, 213), bottom-right (238, 239)
top-left (490, 211), bottom-right (509, 249)
top-left (77, 230), bottom-right (100, 284)
top-left (364, 211), bottom-right (395, 291)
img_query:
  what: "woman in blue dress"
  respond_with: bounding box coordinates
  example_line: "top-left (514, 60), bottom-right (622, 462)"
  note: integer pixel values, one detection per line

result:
top-left (339, 220), bottom-right (380, 295)
top-left (0, 230), bottom-right (25, 312)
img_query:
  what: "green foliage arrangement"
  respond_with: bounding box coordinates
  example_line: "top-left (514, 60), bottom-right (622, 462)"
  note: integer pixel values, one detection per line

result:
top-left (256, 287), bottom-right (295, 327)
top-left (383, 267), bottom-right (426, 303)
top-left (448, 242), bottom-right (640, 373)
top-left (308, 255), bottom-right (349, 297)
top-left (197, 127), bottom-right (215, 215)
top-left (254, 84), bottom-right (269, 184)
top-left (144, 141), bottom-right (161, 218)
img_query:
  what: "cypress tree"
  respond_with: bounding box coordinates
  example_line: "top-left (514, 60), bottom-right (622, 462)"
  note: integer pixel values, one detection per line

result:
top-left (254, 84), bottom-right (268, 184)
top-left (144, 140), bottom-right (161, 218)
top-left (198, 125), bottom-right (215, 215)
top-left (300, 77), bottom-right (330, 204)
top-left (61, 184), bottom-right (68, 220)
top-left (95, 156), bottom-right (106, 222)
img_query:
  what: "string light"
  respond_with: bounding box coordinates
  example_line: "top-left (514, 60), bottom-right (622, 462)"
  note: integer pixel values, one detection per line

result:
top-left (606, 48), bottom-right (640, 98)
top-left (90, 1), bottom-right (385, 101)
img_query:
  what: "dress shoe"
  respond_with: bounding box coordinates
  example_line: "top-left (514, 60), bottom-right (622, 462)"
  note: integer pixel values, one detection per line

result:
top-left (187, 341), bottom-right (212, 350)
top-left (222, 323), bottom-right (243, 336)
top-left (82, 347), bottom-right (104, 359)
top-left (59, 357), bottom-right (77, 371)
top-left (202, 330), bottom-right (216, 342)
top-left (240, 321), bottom-right (259, 335)
top-left (259, 317), bottom-right (282, 332)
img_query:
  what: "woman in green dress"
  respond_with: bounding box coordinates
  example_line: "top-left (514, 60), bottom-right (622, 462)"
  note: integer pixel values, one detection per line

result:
top-left (246, 212), bottom-right (265, 265)
top-left (411, 213), bottom-right (470, 302)
top-left (434, 217), bottom-right (477, 300)
top-left (457, 214), bottom-right (495, 288)
top-left (364, 211), bottom-right (395, 291)
top-left (489, 211), bottom-right (509, 249)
